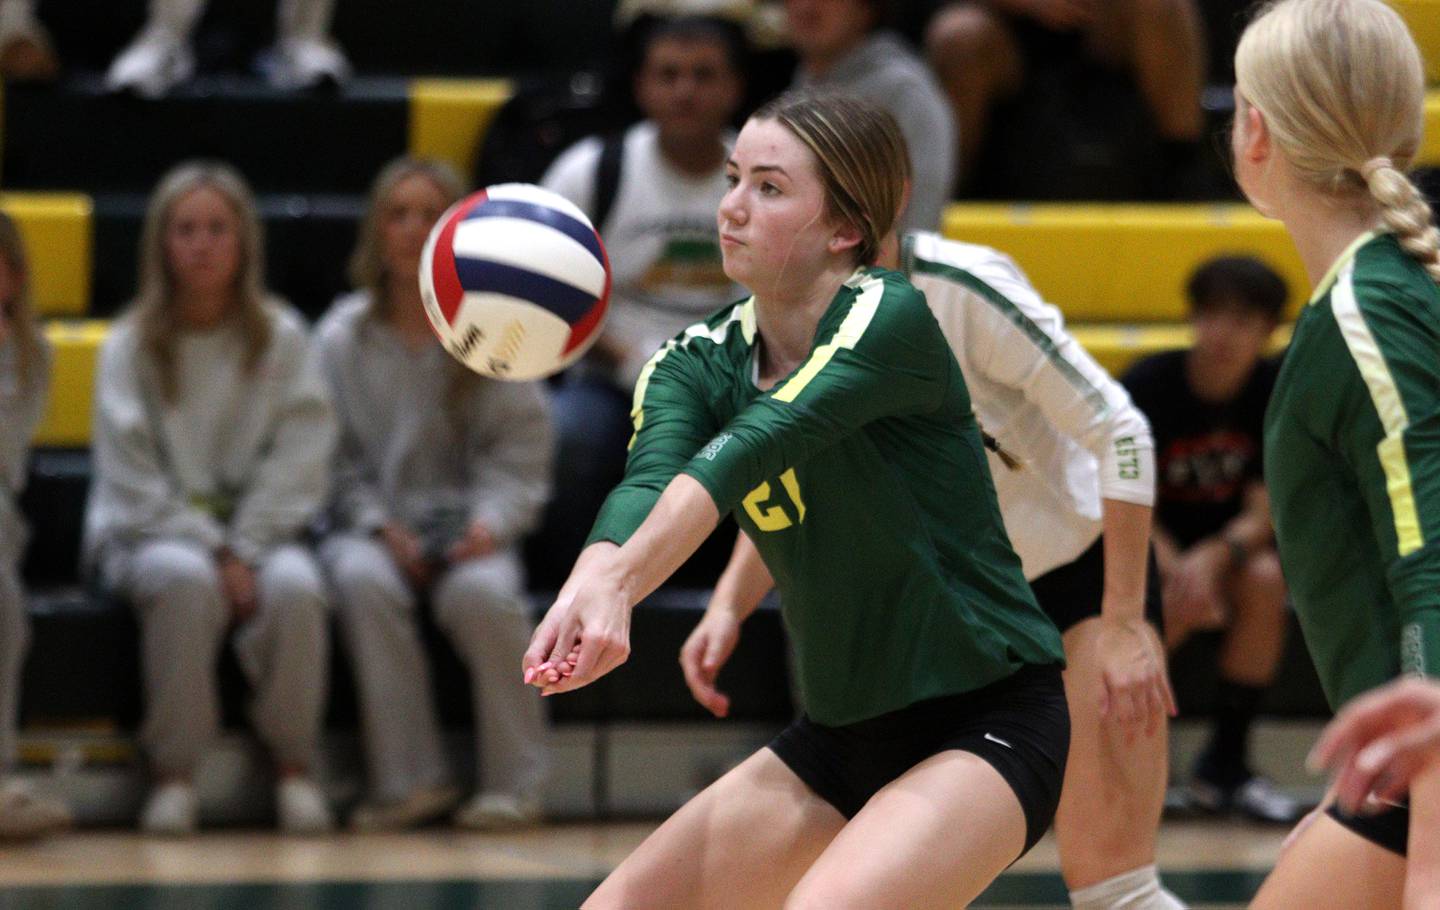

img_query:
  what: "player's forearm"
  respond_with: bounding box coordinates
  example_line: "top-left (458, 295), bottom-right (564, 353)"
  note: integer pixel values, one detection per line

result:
top-left (1220, 483), bottom-right (1276, 553)
top-left (709, 531), bottom-right (775, 622)
top-left (1100, 498), bottom-right (1152, 622)
top-left (614, 473), bottom-right (721, 608)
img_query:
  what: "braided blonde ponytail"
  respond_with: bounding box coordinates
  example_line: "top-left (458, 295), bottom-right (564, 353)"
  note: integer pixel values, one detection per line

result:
top-left (1362, 156), bottom-right (1440, 283)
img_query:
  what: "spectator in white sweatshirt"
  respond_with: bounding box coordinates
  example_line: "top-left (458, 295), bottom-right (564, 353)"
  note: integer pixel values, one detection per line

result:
top-left (0, 210), bottom-right (70, 841)
top-left (83, 161), bottom-right (338, 837)
top-left (315, 158), bottom-right (554, 831)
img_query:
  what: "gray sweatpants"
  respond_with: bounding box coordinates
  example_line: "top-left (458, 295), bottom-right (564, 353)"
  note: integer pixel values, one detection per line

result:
top-left (110, 538), bottom-right (329, 777)
top-left (0, 561), bottom-right (26, 775)
top-left (320, 534), bottom-right (548, 804)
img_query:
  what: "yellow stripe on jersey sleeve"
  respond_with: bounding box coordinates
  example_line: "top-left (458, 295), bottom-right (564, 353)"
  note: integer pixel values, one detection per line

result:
top-left (1332, 266), bottom-right (1425, 556)
top-left (773, 274), bottom-right (884, 404)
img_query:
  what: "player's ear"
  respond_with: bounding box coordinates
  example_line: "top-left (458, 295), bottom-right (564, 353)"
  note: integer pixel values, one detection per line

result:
top-left (828, 220), bottom-right (862, 256)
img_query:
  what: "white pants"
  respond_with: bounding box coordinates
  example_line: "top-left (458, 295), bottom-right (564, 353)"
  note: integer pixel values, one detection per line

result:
top-left (321, 534), bottom-right (549, 803)
top-left (0, 561), bottom-right (26, 774)
top-left (112, 539), bottom-right (329, 777)
top-left (144, 0), bottom-right (336, 41)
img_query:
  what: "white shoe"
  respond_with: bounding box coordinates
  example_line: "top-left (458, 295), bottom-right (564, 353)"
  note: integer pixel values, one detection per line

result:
top-left (140, 782), bottom-right (197, 836)
top-left (0, 781), bottom-right (71, 841)
top-left (105, 26), bottom-right (194, 98)
top-left (276, 776), bottom-right (334, 834)
top-left (349, 784), bottom-right (460, 832)
top-left (261, 37), bottom-right (350, 91)
top-left (453, 792), bottom-right (543, 831)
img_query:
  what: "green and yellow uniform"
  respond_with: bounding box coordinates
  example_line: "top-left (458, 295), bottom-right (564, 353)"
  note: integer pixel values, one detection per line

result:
top-left (1265, 232), bottom-right (1440, 709)
top-left (588, 267), bottom-right (1064, 726)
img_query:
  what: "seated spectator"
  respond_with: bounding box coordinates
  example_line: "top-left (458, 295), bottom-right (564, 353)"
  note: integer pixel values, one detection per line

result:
top-left (1122, 256), bottom-right (1300, 823)
top-left (315, 158), bottom-right (554, 832)
top-left (107, 0), bottom-right (350, 98)
top-left (0, 211), bottom-right (70, 841)
top-left (83, 162), bottom-right (337, 836)
top-left (538, 15), bottom-right (744, 585)
top-left (925, 0), bottom-right (1205, 195)
top-left (0, 0), bottom-right (57, 82)
top-left (787, 0), bottom-right (954, 231)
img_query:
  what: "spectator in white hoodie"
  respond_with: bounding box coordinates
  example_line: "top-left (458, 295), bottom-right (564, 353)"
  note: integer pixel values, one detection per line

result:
top-left (315, 158), bottom-right (554, 831)
top-left (83, 161), bottom-right (338, 836)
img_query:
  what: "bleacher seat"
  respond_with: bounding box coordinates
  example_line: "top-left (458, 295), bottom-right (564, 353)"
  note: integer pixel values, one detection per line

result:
top-left (0, 194), bottom-right (91, 318)
top-left (1392, 0), bottom-right (1440, 84)
top-left (942, 204), bottom-right (1311, 323)
top-left (409, 79), bottom-right (513, 184)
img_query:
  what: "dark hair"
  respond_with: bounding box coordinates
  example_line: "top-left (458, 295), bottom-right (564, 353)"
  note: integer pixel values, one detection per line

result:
top-left (1186, 255), bottom-right (1288, 321)
top-left (641, 15), bottom-right (748, 75)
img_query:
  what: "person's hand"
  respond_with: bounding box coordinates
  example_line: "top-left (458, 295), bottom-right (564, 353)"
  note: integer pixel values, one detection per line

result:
top-left (680, 609), bottom-right (742, 718)
top-left (1310, 677), bottom-right (1440, 814)
top-left (523, 544), bottom-right (633, 695)
top-left (378, 521), bottom-right (431, 589)
top-left (996, 0), bottom-right (1099, 30)
top-left (1094, 613), bottom-right (1176, 740)
top-left (1164, 540), bottom-right (1229, 632)
top-left (216, 549), bottom-right (257, 622)
top-left (447, 521), bottom-right (497, 564)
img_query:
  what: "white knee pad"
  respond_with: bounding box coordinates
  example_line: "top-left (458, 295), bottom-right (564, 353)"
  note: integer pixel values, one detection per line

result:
top-left (1069, 865), bottom-right (1187, 910)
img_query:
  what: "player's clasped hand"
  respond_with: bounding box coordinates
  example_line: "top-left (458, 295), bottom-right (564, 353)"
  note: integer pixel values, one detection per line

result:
top-left (1308, 676), bottom-right (1440, 815)
top-left (1095, 615), bottom-right (1177, 742)
top-left (522, 545), bottom-right (633, 696)
top-left (679, 609), bottom-right (742, 718)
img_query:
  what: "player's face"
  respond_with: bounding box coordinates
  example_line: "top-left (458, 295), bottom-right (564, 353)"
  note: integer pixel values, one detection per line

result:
top-left (635, 38), bottom-right (741, 144)
top-left (165, 186), bottom-right (243, 302)
top-left (380, 173), bottom-right (451, 291)
top-left (786, 0), bottom-right (873, 60)
top-left (718, 118), bottom-right (850, 289)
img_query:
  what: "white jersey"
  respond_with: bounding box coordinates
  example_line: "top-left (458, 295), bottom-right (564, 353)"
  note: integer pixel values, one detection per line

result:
top-left (903, 232), bottom-right (1156, 579)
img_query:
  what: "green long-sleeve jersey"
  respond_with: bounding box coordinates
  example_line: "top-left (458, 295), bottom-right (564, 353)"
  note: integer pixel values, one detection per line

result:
top-left (588, 266), bottom-right (1064, 726)
top-left (1265, 232), bottom-right (1440, 709)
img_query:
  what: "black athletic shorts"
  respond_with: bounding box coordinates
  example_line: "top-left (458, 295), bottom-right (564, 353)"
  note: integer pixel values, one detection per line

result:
top-left (767, 664), bottom-right (1069, 856)
top-left (1327, 798), bottom-right (1409, 856)
top-left (1028, 535), bottom-right (1165, 636)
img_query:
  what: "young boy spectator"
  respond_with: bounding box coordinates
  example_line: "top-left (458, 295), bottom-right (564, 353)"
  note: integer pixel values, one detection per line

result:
top-left (786, 0), bottom-right (954, 231)
top-left (1122, 255), bottom-right (1301, 823)
top-left (538, 15), bottom-right (744, 584)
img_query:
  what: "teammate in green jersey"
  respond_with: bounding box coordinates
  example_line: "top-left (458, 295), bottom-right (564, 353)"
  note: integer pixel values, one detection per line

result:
top-left (1230, 1), bottom-right (1440, 907)
top-left (523, 93), bottom-right (1069, 908)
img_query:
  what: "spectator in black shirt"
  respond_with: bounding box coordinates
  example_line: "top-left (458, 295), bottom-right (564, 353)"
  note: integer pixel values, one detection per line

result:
top-left (1123, 255), bottom-right (1301, 824)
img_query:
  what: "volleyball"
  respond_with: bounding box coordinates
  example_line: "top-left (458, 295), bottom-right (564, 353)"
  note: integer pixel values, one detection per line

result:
top-left (418, 182), bottom-right (611, 380)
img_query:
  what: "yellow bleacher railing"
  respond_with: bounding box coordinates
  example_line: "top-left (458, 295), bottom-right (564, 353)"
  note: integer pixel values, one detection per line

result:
top-left (34, 320), bottom-right (106, 448)
top-left (408, 79), bottom-right (514, 183)
top-left (941, 203), bottom-right (1309, 323)
top-left (0, 193), bottom-right (92, 319)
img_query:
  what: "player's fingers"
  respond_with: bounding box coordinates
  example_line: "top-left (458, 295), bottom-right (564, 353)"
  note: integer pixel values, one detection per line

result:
top-left (523, 618), bottom-right (560, 679)
top-left (703, 628), bottom-right (730, 672)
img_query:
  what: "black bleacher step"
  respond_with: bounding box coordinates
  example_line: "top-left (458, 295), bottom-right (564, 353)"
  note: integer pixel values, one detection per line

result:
top-left (19, 587), bottom-right (795, 733)
top-left (91, 192), bottom-right (365, 320)
top-left (3, 75), bottom-right (407, 195)
top-left (19, 449), bottom-right (91, 586)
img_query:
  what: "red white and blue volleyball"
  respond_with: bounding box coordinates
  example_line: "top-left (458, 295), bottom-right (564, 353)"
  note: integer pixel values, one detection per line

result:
top-left (419, 183), bottom-right (611, 380)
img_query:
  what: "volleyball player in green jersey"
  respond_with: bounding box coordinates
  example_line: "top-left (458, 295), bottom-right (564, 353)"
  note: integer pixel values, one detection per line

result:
top-left (1230, 1), bottom-right (1440, 906)
top-left (523, 93), bottom-right (1069, 908)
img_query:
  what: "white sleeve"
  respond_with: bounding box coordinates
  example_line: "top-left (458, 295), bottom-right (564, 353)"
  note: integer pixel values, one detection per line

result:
top-left (963, 254), bottom-right (1156, 507)
top-left (539, 137), bottom-right (603, 219)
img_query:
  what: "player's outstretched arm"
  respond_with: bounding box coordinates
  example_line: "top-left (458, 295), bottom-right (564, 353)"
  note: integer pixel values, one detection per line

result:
top-left (524, 473), bottom-right (721, 695)
top-left (682, 532), bottom-right (775, 717)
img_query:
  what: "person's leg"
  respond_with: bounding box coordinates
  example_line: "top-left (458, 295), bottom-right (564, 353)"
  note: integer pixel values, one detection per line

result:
top-left (431, 552), bottom-right (549, 816)
top-left (1194, 552), bottom-right (1292, 812)
top-left (1251, 813), bottom-right (1404, 909)
top-left (785, 750), bottom-right (1027, 909)
top-left (585, 747), bottom-right (845, 909)
top-left (234, 544), bottom-right (330, 774)
top-left (126, 539), bottom-right (229, 780)
top-left (0, 562), bottom-right (28, 777)
top-left (1054, 617), bottom-right (1179, 906)
top-left (1084, 0), bottom-right (1204, 142)
top-left (268, 0), bottom-right (350, 89)
top-left (320, 534), bottom-right (452, 806)
top-left (105, 0), bottom-right (203, 97)
top-left (923, 3), bottom-right (1023, 185)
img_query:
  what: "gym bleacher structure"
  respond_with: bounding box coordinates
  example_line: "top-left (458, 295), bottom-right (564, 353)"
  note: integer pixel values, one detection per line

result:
top-left (6, 0), bottom-right (1440, 825)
